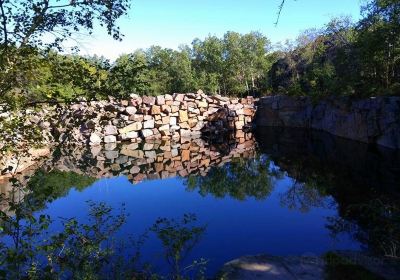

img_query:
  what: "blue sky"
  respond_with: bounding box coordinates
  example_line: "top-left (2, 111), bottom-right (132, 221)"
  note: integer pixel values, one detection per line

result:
top-left (80, 0), bottom-right (363, 60)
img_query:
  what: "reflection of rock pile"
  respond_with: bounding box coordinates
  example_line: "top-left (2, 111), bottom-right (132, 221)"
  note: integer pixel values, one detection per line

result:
top-left (46, 134), bottom-right (256, 184)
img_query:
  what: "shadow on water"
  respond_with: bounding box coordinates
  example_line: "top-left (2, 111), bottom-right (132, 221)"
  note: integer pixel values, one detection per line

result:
top-left (0, 127), bottom-right (400, 278)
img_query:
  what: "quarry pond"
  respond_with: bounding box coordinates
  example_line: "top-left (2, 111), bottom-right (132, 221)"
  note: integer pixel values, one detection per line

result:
top-left (1, 127), bottom-right (400, 278)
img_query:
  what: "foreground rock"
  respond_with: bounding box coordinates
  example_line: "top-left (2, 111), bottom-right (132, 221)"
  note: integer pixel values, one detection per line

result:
top-left (220, 255), bottom-right (324, 280)
top-left (220, 251), bottom-right (400, 280)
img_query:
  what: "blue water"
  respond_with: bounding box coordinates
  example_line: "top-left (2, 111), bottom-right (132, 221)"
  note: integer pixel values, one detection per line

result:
top-left (36, 164), bottom-right (359, 275)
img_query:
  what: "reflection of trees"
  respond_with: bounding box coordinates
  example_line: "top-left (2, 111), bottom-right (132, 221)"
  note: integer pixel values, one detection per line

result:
top-left (278, 160), bottom-right (331, 212)
top-left (280, 180), bottom-right (329, 212)
top-left (151, 214), bottom-right (207, 279)
top-left (25, 169), bottom-right (96, 211)
top-left (0, 192), bottom-right (208, 279)
top-left (327, 197), bottom-right (400, 258)
top-left (185, 155), bottom-right (282, 200)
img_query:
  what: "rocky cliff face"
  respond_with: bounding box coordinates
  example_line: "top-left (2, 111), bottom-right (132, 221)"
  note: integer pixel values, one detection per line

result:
top-left (256, 96), bottom-right (400, 149)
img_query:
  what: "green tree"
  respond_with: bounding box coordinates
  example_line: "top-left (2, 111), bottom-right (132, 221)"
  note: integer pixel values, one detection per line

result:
top-left (0, 0), bottom-right (131, 103)
top-left (109, 51), bottom-right (151, 97)
top-left (192, 36), bottom-right (224, 94)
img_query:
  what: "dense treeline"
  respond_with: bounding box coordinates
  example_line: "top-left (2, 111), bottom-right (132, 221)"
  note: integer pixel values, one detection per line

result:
top-left (270, 0), bottom-right (400, 97)
top-left (0, 0), bottom-right (399, 106)
top-left (1, 31), bottom-right (273, 105)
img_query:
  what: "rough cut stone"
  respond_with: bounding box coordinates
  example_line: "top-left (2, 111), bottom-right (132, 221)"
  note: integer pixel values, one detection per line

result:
top-left (197, 101), bottom-right (208, 108)
top-left (143, 119), bottom-right (155, 129)
top-left (162, 116), bottom-right (170, 125)
top-left (243, 108), bottom-right (254, 116)
top-left (104, 125), bottom-right (118, 136)
top-left (121, 148), bottom-right (144, 158)
top-left (104, 135), bottom-right (117, 143)
top-left (181, 150), bottom-right (190, 161)
top-left (130, 166), bottom-right (141, 174)
top-left (180, 129), bottom-right (191, 136)
top-left (119, 122), bottom-right (142, 134)
top-left (169, 117), bottom-right (177, 126)
top-left (174, 94), bottom-right (185, 102)
top-left (90, 133), bottom-right (102, 145)
top-left (142, 96), bottom-right (156, 105)
top-left (125, 106), bottom-right (137, 115)
top-left (161, 105), bottom-right (171, 114)
top-left (141, 129), bottom-right (153, 138)
top-left (156, 95), bottom-right (165, 105)
top-left (179, 110), bottom-right (188, 122)
top-left (158, 124), bottom-right (170, 131)
top-left (151, 105), bottom-right (161, 115)
top-left (121, 131), bottom-right (139, 140)
top-left (171, 105), bottom-right (179, 113)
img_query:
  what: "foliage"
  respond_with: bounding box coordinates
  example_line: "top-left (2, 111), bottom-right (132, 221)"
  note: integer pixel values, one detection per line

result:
top-left (0, 0), bottom-right (131, 102)
top-left (25, 169), bottom-right (96, 211)
top-left (150, 214), bottom-right (207, 280)
top-left (0, 188), bottom-right (207, 279)
top-left (269, 0), bottom-right (400, 97)
top-left (185, 155), bottom-right (279, 200)
top-left (1, 0), bottom-right (400, 105)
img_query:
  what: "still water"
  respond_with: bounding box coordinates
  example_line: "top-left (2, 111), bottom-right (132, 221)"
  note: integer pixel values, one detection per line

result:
top-left (1, 127), bottom-right (400, 277)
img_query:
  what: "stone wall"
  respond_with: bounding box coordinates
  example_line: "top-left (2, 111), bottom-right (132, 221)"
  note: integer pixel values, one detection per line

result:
top-left (255, 95), bottom-right (400, 149)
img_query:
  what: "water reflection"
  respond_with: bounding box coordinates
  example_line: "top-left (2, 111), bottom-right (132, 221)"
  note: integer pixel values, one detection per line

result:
top-left (0, 127), bottom-right (399, 277)
top-left (255, 127), bottom-right (400, 258)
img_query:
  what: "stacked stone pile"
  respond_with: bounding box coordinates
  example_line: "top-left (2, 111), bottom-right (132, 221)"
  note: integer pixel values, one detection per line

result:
top-left (85, 92), bottom-right (256, 145)
top-left (1, 92), bottom-right (256, 149)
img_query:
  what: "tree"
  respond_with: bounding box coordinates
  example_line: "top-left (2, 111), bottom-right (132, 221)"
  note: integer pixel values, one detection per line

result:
top-left (109, 51), bottom-right (151, 97)
top-left (0, 0), bottom-right (131, 103)
top-left (0, 0), bottom-right (130, 50)
top-left (356, 0), bottom-right (400, 93)
top-left (192, 36), bottom-right (224, 94)
top-left (169, 46), bottom-right (195, 93)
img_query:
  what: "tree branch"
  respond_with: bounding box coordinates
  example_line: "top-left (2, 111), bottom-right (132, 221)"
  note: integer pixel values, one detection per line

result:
top-left (275, 0), bottom-right (286, 27)
top-left (20, 0), bottom-right (50, 48)
top-left (0, 0), bottom-right (8, 48)
top-left (48, 1), bottom-right (86, 9)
